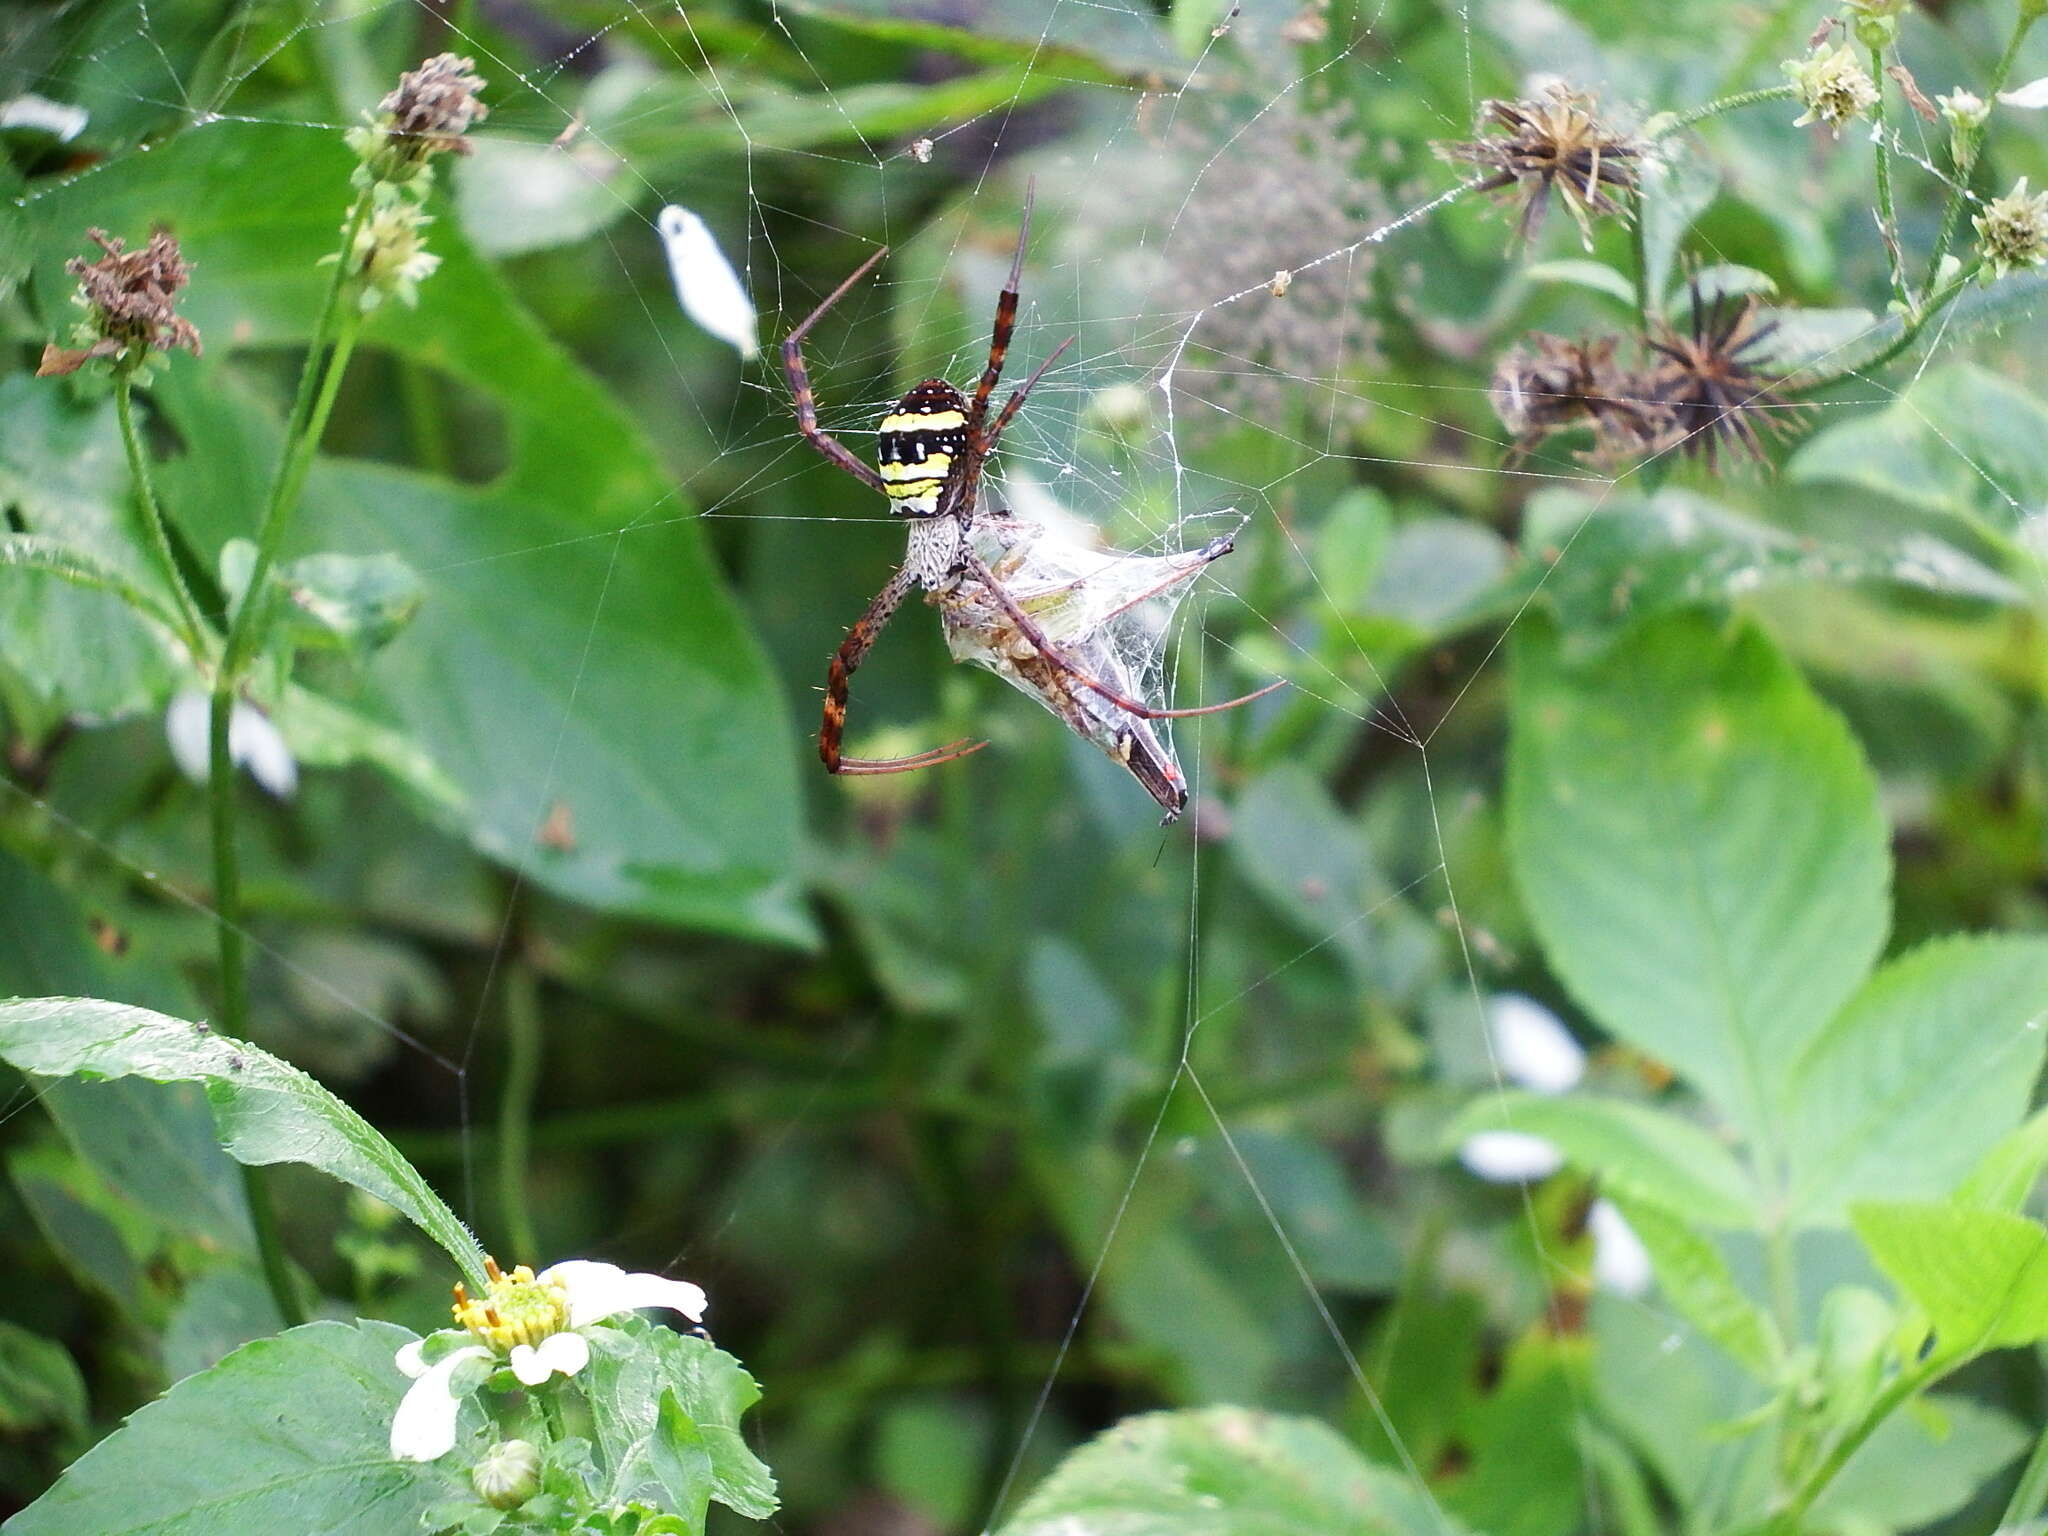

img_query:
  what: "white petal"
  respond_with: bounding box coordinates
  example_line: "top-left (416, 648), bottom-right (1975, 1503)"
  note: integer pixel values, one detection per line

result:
top-left (657, 206), bottom-right (759, 358)
top-left (228, 701), bottom-right (298, 798)
top-left (537, 1330), bottom-right (590, 1378)
top-left (507, 1342), bottom-right (551, 1386)
top-left (389, 1345), bottom-right (489, 1462)
top-left (394, 1338), bottom-right (430, 1379)
top-left (1998, 76), bottom-right (2048, 110)
top-left (1489, 994), bottom-right (1586, 1095)
top-left (0, 94), bottom-right (89, 142)
top-left (164, 691), bottom-right (212, 784)
top-left (1458, 1130), bottom-right (1565, 1183)
top-left (1589, 1199), bottom-right (1654, 1297)
top-left (544, 1259), bottom-right (708, 1327)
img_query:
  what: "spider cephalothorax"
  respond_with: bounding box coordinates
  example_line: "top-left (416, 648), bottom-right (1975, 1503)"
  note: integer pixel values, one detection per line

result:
top-left (779, 187), bottom-right (1280, 817)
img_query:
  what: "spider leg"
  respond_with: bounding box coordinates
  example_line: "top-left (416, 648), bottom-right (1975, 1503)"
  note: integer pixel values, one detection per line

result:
top-left (966, 179), bottom-right (1035, 428)
top-left (963, 552), bottom-right (1286, 721)
top-left (783, 246), bottom-right (891, 495)
top-left (821, 563), bottom-right (988, 776)
top-left (981, 333), bottom-right (1077, 457)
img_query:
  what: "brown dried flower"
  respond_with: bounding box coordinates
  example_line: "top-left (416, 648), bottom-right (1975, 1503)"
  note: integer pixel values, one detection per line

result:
top-left (1645, 286), bottom-right (1812, 466)
top-left (347, 52), bottom-right (488, 184)
top-left (1490, 333), bottom-right (1669, 464)
top-left (1436, 85), bottom-right (1642, 247)
top-left (37, 227), bottom-right (201, 377)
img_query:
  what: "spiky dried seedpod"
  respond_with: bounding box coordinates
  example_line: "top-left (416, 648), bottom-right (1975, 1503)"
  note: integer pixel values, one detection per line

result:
top-left (346, 52), bottom-right (488, 186)
top-left (1644, 287), bottom-right (1813, 467)
top-left (1435, 85), bottom-right (1643, 248)
top-left (37, 227), bottom-right (201, 377)
top-left (1490, 333), bottom-right (1669, 464)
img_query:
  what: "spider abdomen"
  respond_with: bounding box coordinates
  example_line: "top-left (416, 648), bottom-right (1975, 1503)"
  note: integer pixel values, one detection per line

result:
top-left (877, 379), bottom-right (969, 516)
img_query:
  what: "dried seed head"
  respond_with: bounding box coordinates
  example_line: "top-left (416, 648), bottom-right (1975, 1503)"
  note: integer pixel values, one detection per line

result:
top-left (37, 227), bottom-right (201, 377)
top-left (346, 52), bottom-right (488, 186)
top-left (1785, 43), bottom-right (1880, 137)
top-left (1435, 85), bottom-right (1643, 248)
top-left (1644, 286), bottom-right (1813, 467)
top-left (1973, 177), bottom-right (2048, 280)
top-left (1490, 332), bottom-right (1669, 464)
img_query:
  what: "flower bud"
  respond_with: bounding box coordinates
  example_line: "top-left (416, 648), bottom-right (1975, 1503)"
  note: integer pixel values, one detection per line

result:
top-left (471, 1439), bottom-right (541, 1509)
top-left (1974, 177), bottom-right (2048, 280)
top-left (346, 52), bottom-right (488, 189)
top-left (1785, 42), bottom-right (1879, 136)
top-left (348, 200), bottom-right (442, 312)
top-left (1938, 89), bottom-right (1990, 164)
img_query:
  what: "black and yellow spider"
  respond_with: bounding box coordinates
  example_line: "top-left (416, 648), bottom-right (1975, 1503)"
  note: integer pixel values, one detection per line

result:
top-left (780, 188), bottom-right (1278, 818)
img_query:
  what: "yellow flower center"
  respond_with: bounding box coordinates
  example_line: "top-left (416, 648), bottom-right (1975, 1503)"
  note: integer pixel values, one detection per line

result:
top-left (451, 1258), bottom-right (571, 1354)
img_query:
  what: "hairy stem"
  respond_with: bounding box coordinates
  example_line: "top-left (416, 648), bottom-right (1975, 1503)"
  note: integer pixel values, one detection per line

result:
top-left (498, 962), bottom-right (542, 1261)
top-left (1869, 49), bottom-right (1909, 309)
top-left (1649, 83), bottom-right (1798, 141)
top-left (112, 374), bottom-right (209, 665)
top-left (1787, 260), bottom-right (1981, 393)
top-left (1923, 8), bottom-right (2041, 295)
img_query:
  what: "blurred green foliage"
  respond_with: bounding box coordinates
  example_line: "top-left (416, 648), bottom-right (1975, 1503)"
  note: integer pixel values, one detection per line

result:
top-left (6, 0), bottom-right (2048, 1529)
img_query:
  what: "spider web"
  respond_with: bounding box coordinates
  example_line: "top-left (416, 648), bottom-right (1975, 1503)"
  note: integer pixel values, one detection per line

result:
top-left (2, 0), bottom-right (2046, 1532)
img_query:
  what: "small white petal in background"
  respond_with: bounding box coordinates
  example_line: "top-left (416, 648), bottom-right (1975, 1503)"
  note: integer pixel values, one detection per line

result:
top-left (1489, 994), bottom-right (1586, 1095)
top-left (164, 691), bottom-right (212, 784)
top-left (546, 1259), bottom-right (708, 1328)
top-left (657, 205), bottom-right (759, 358)
top-left (229, 702), bottom-right (298, 798)
top-left (0, 94), bottom-right (89, 142)
top-left (1459, 1129), bottom-right (1565, 1183)
top-left (1588, 1198), bottom-right (1654, 1296)
top-left (164, 691), bottom-right (299, 799)
top-left (507, 1331), bottom-right (589, 1386)
top-left (1998, 77), bottom-right (2048, 110)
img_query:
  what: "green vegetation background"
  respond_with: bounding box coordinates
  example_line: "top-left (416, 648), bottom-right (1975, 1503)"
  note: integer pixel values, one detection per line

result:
top-left (5, 0), bottom-right (2048, 1530)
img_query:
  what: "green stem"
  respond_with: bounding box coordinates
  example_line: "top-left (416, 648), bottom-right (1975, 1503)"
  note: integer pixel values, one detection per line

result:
top-left (1770, 1357), bottom-right (1944, 1532)
top-left (1630, 185), bottom-right (1654, 334)
top-left (202, 194), bottom-right (371, 1332)
top-left (112, 374), bottom-right (209, 665)
top-left (219, 307), bottom-right (364, 684)
top-left (242, 1164), bottom-right (306, 1326)
top-left (1869, 50), bottom-right (1909, 310)
top-left (1788, 260), bottom-right (1981, 393)
top-left (1764, 1220), bottom-right (1800, 1343)
top-left (1923, 8), bottom-right (2041, 295)
top-left (1998, 1412), bottom-right (2048, 1533)
top-left (1650, 84), bottom-right (1799, 141)
top-left (498, 962), bottom-right (542, 1261)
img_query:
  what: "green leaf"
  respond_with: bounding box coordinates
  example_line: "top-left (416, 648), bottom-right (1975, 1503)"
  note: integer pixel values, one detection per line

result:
top-left (1785, 936), bottom-right (2048, 1224)
top-left (272, 551), bottom-right (425, 655)
top-left (0, 996), bottom-right (489, 1289)
top-left (23, 119), bottom-right (809, 945)
top-left (1507, 489), bottom-right (2018, 650)
top-left (1523, 259), bottom-right (1637, 305)
top-left (2, 1320), bottom-right (464, 1536)
top-left (1440, 1092), bottom-right (1757, 1227)
top-left (1606, 1195), bottom-right (1779, 1376)
top-left (579, 1322), bottom-right (777, 1521)
top-left (1231, 764), bottom-right (1387, 984)
top-left (1954, 1104), bottom-right (2048, 1213)
top-left (1852, 1200), bottom-right (2048, 1357)
top-left (1790, 364), bottom-right (2048, 537)
top-left (1635, 148), bottom-right (1720, 323)
top-left (995, 1406), bottom-right (1463, 1536)
top-left (1507, 613), bottom-right (1889, 1148)
top-left (0, 1321), bottom-right (87, 1439)
top-left (1818, 1394), bottom-right (2028, 1531)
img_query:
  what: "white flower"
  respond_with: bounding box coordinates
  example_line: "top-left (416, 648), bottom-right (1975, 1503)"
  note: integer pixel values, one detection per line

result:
top-left (164, 691), bottom-right (299, 798)
top-left (1489, 994), bottom-right (1586, 1094)
top-left (1998, 76), bottom-right (2048, 110)
top-left (389, 1257), bottom-right (710, 1463)
top-left (657, 205), bottom-right (759, 358)
top-left (1588, 1198), bottom-right (1653, 1296)
top-left (1458, 1129), bottom-right (1565, 1183)
top-left (0, 94), bottom-right (88, 142)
